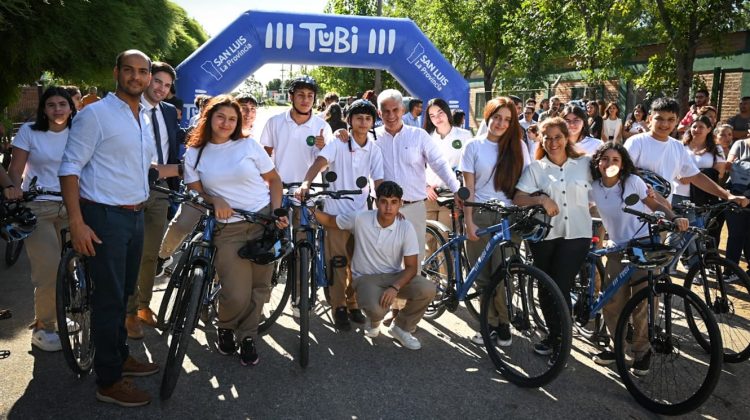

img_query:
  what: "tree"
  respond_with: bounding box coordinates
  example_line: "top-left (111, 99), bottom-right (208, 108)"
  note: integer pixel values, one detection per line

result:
top-left (266, 78), bottom-right (282, 92)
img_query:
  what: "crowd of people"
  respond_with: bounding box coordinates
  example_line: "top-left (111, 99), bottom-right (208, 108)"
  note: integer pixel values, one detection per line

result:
top-left (2, 47), bottom-right (750, 408)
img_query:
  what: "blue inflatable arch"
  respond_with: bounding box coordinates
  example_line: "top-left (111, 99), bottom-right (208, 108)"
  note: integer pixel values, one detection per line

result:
top-left (176, 10), bottom-right (470, 127)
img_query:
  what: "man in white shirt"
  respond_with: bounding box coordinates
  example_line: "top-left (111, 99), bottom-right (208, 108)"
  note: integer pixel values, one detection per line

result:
top-left (313, 181), bottom-right (436, 350)
top-left (59, 50), bottom-right (179, 407)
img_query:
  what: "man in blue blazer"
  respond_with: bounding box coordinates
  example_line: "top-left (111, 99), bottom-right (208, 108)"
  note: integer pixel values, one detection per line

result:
top-left (126, 61), bottom-right (185, 338)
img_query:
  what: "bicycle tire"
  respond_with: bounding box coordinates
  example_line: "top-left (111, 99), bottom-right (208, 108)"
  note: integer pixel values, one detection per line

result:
top-left (461, 251), bottom-right (481, 320)
top-left (572, 258), bottom-right (607, 341)
top-left (297, 247), bottom-right (310, 368)
top-left (259, 255), bottom-right (292, 333)
top-left (56, 247), bottom-right (94, 375)
top-left (5, 239), bottom-right (24, 267)
top-left (160, 265), bottom-right (205, 399)
top-left (683, 255), bottom-right (750, 363)
top-left (614, 283), bottom-right (723, 415)
top-left (156, 250), bottom-right (189, 331)
top-left (422, 223), bottom-right (452, 320)
top-left (480, 263), bottom-right (572, 388)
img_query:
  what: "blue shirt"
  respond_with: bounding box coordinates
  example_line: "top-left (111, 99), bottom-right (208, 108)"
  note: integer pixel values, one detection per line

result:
top-left (402, 113), bottom-right (422, 128)
top-left (59, 93), bottom-right (157, 205)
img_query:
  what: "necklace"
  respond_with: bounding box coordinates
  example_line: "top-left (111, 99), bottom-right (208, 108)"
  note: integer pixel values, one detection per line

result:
top-left (599, 179), bottom-right (619, 200)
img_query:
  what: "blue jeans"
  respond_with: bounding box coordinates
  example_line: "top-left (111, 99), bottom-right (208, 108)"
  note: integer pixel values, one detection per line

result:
top-left (82, 202), bottom-right (145, 387)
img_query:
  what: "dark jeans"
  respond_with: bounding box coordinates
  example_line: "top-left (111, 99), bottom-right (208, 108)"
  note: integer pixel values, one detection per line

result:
top-left (529, 237), bottom-right (590, 344)
top-left (725, 209), bottom-right (750, 267)
top-left (82, 202), bottom-right (145, 387)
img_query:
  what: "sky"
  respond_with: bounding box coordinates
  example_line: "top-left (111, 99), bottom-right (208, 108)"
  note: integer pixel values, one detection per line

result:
top-left (172, 0), bottom-right (329, 86)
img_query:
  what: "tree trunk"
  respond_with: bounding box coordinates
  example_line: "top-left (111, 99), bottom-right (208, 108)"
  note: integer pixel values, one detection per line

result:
top-left (483, 72), bottom-right (494, 102)
top-left (675, 47), bottom-right (696, 116)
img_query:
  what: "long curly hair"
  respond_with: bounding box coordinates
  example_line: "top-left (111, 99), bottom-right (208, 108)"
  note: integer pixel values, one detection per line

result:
top-left (590, 141), bottom-right (639, 202)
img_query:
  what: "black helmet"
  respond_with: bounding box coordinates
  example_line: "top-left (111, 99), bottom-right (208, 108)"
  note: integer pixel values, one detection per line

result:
top-left (627, 242), bottom-right (676, 269)
top-left (637, 168), bottom-right (671, 199)
top-left (0, 203), bottom-right (37, 242)
top-left (515, 209), bottom-right (551, 243)
top-left (237, 228), bottom-right (293, 265)
top-left (288, 76), bottom-right (318, 95)
top-left (347, 99), bottom-right (378, 122)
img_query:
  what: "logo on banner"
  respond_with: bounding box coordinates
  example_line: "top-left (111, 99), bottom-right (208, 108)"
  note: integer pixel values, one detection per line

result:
top-left (265, 22), bottom-right (396, 55)
top-left (201, 35), bottom-right (253, 81)
top-left (407, 42), bottom-right (449, 92)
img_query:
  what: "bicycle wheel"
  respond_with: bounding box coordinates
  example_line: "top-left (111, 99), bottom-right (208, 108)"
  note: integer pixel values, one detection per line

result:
top-left (160, 265), bottom-right (205, 400)
top-left (460, 251), bottom-right (481, 320)
top-left (614, 283), bottom-right (722, 415)
top-left (480, 263), bottom-right (572, 388)
top-left (5, 239), bottom-right (23, 267)
top-left (56, 248), bottom-right (94, 375)
top-left (572, 259), bottom-right (607, 343)
top-left (684, 256), bottom-right (750, 363)
top-left (259, 255), bottom-right (292, 333)
top-left (422, 224), bottom-right (452, 320)
top-left (156, 250), bottom-right (189, 331)
top-left (297, 247), bottom-right (310, 368)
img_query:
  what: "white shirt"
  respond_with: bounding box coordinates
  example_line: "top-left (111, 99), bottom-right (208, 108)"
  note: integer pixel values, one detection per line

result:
top-left (336, 210), bottom-right (419, 278)
top-left (602, 118), bottom-right (622, 141)
top-left (260, 110), bottom-right (333, 183)
top-left (140, 97), bottom-right (169, 164)
top-left (59, 93), bottom-right (157, 205)
top-left (575, 136), bottom-right (603, 156)
top-left (674, 146), bottom-right (725, 197)
top-left (375, 124), bottom-right (460, 201)
top-left (589, 175), bottom-right (649, 246)
top-left (11, 123), bottom-right (67, 201)
top-left (623, 133), bottom-right (700, 201)
top-left (627, 121), bottom-right (648, 134)
top-left (459, 137), bottom-right (530, 204)
top-left (184, 138), bottom-right (274, 223)
top-left (426, 126), bottom-right (474, 188)
top-left (318, 137), bottom-right (384, 215)
top-left (516, 156), bottom-right (593, 240)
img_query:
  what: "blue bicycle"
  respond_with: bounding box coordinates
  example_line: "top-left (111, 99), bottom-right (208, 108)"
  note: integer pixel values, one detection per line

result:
top-left (422, 188), bottom-right (572, 388)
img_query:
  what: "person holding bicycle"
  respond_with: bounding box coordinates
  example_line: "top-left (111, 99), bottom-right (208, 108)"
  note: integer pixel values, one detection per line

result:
top-left (295, 99), bottom-right (384, 331)
top-left (588, 142), bottom-right (688, 370)
top-left (1, 168), bottom-right (18, 200)
top-left (459, 97), bottom-right (529, 346)
top-left (183, 95), bottom-right (288, 366)
top-left (7, 86), bottom-right (74, 352)
top-left (514, 117), bottom-right (593, 363)
top-left (313, 181), bottom-right (436, 350)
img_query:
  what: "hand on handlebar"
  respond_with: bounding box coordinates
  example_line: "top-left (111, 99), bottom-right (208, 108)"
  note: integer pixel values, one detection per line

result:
top-left (673, 217), bottom-right (689, 232)
top-left (294, 182), bottom-right (310, 201)
top-left (213, 197), bottom-right (233, 220)
top-left (3, 186), bottom-right (22, 200)
top-left (466, 220), bottom-right (480, 241)
top-left (275, 215), bottom-right (289, 229)
top-left (728, 194), bottom-right (750, 208)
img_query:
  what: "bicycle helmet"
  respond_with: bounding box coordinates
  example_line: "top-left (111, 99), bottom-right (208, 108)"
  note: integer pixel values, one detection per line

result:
top-left (346, 99), bottom-right (378, 122)
top-left (514, 208), bottom-right (551, 243)
top-left (287, 76), bottom-right (318, 96)
top-left (237, 228), bottom-right (293, 265)
top-left (627, 242), bottom-right (676, 269)
top-left (637, 168), bottom-right (672, 199)
top-left (0, 204), bottom-right (37, 242)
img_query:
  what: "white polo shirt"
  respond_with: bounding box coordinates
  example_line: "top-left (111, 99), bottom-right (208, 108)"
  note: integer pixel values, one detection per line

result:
top-left (426, 126), bottom-right (474, 188)
top-left (375, 124), bottom-right (460, 201)
top-left (516, 156), bottom-right (593, 240)
top-left (318, 137), bottom-right (384, 215)
top-left (575, 136), bottom-right (603, 156)
top-left (336, 210), bottom-right (419, 278)
top-left (260, 110), bottom-right (332, 183)
top-left (624, 133), bottom-right (700, 201)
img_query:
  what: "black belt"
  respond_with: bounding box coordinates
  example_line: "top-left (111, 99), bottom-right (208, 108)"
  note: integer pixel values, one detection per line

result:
top-left (403, 199), bottom-right (426, 205)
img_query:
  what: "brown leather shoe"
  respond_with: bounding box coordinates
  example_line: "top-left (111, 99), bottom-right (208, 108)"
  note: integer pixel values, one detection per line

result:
top-left (122, 355), bottom-right (159, 377)
top-left (125, 314), bottom-right (144, 340)
top-left (96, 378), bottom-right (151, 407)
top-left (137, 308), bottom-right (157, 328)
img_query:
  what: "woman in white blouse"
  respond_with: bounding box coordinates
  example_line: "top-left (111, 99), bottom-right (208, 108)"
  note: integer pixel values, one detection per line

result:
top-left (183, 95), bottom-right (287, 366)
top-left (514, 117), bottom-right (593, 361)
top-left (602, 102), bottom-right (623, 143)
top-left (675, 115), bottom-right (726, 207)
top-left (622, 104), bottom-right (648, 141)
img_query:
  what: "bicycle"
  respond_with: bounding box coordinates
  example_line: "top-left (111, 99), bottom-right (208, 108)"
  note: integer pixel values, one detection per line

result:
top-left (0, 183), bottom-right (43, 267)
top-left (575, 193), bottom-right (723, 415)
top-left (571, 218), bottom-right (608, 346)
top-left (151, 184), bottom-right (288, 399)
top-left (671, 200), bottom-right (750, 363)
top-left (280, 172), bottom-right (366, 368)
top-left (421, 187), bottom-right (572, 388)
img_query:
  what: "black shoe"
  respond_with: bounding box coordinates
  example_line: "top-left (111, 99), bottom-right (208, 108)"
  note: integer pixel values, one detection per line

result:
top-left (217, 328), bottom-right (236, 355)
top-left (495, 324), bottom-right (512, 347)
top-left (632, 350), bottom-right (651, 376)
top-left (240, 337), bottom-right (259, 366)
top-left (534, 338), bottom-right (553, 356)
top-left (626, 323), bottom-right (634, 344)
top-left (334, 307), bottom-right (351, 331)
top-left (348, 308), bottom-right (366, 324)
top-left (593, 350), bottom-right (616, 366)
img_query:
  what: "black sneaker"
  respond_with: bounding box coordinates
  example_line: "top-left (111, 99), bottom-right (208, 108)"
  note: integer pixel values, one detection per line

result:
top-left (495, 324), bottom-right (512, 347)
top-left (632, 350), bottom-right (651, 376)
top-left (533, 338), bottom-right (553, 356)
top-left (348, 308), bottom-right (366, 324)
top-left (593, 350), bottom-right (616, 366)
top-left (155, 256), bottom-right (173, 277)
top-left (217, 328), bottom-right (236, 355)
top-left (240, 337), bottom-right (259, 366)
top-left (334, 307), bottom-right (351, 331)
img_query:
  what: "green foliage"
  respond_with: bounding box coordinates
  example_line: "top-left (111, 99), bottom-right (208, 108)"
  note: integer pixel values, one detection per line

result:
top-left (266, 78), bottom-right (283, 92)
top-left (0, 0), bottom-right (208, 109)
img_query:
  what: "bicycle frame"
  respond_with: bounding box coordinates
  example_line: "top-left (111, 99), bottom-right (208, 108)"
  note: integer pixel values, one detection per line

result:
top-left (282, 196), bottom-right (329, 304)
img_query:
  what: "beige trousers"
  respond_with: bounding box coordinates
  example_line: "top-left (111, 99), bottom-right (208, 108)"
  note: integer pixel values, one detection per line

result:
top-left (353, 271), bottom-right (436, 332)
top-left (324, 227), bottom-right (357, 309)
top-left (602, 252), bottom-right (650, 358)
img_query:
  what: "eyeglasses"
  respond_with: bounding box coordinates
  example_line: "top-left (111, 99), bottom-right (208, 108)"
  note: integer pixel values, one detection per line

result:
top-left (564, 118), bottom-right (583, 126)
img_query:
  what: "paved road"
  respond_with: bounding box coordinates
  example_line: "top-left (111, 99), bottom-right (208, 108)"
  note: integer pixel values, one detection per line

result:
top-left (2, 248), bottom-right (749, 419)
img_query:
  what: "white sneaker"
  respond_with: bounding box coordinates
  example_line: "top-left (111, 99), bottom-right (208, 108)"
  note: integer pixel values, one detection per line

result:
top-left (724, 273), bottom-right (740, 284)
top-left (389, 325), bottom-right (421, 350)
top-left (155, 256), bottom-right (174, 277)
top-left (291, 302), bottom-right (300, 319)
top-left (31, 329), bottom-right (62, 352)
top-left (66, 318), bottom-right (80, 333)
top-left (470, 332), bottom-right (484, 345)
top-left (364, 318), bottom-right (380, 338)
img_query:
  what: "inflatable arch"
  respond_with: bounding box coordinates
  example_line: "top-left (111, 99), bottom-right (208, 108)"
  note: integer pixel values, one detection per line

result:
top-left (176, 10), bottom-right (470, 127)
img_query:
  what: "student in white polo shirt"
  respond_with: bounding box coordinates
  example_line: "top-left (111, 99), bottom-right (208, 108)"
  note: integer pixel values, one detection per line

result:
top-left (313, 181), bottom-right (436, 350)
top-left (295, 99), bottom-right (384, 331)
